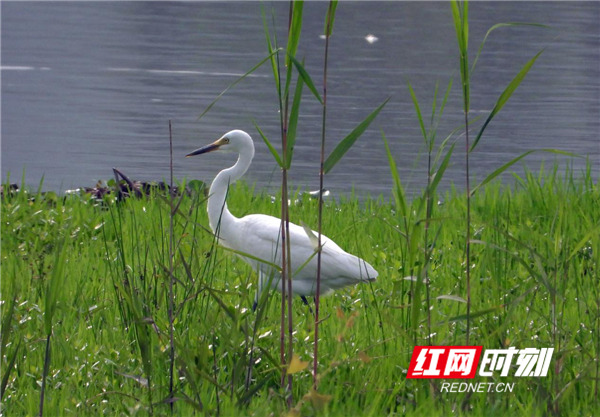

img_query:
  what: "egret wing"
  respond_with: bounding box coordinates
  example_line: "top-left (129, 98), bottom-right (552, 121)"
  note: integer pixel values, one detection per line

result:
top-left (229, 214), bottom-right (377, 295)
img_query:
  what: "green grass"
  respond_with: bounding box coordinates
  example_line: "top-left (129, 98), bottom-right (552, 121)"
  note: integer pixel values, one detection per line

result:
top-left (1, 163), bottom-right (598, 416)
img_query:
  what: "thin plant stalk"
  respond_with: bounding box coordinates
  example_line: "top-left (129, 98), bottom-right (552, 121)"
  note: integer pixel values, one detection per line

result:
top-left (285, 185), bottom-right (293, 406)
top-left (276, 1), bottom-right (298, 404)
top-left (281, 132), bottom-right (292, 405)
top-left (596, 285), bottom-right (600, 401)
top-left (314, 0), bottom-right (335, 390)
top-left (279, 111), bottom-right (288, 394)
top-left (212, 335), bottom-right (220, 416)
top-left (168, 120), bottom-right (175, 412)
top-left (406, 79), bottom-right (453, 345)
top-left (267, 11), bottom-right (288, 390)
top-left (464, 110), bottom-right (472, 345)
top-left (38, 334), bottom-right (51, 417)
top-left (39, 240), bottom-right (67, 416)
top-left (284, 4), bottom-right (295, 403)
top-left (451, 0), bottom-right (472, 345)
top-left (280, 18), bottom-right (291, 409)
top-left (425, 136), bottom-right (433, 345)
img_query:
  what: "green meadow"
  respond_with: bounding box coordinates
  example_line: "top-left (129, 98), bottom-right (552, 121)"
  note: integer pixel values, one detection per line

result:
top-left (1, 163), bottom-right (598, 416)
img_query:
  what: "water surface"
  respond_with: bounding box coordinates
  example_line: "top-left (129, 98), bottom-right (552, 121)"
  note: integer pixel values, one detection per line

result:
top-left (2, 2), bottom-right (598, 196)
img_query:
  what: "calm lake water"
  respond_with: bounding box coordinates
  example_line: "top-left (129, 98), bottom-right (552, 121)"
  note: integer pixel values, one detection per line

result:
top-left (2, 2), bottom-right (599, 197)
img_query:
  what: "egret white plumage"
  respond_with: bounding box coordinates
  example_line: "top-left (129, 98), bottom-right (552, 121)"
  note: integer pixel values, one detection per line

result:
top-left (186, 130), bottom-right (377, 305)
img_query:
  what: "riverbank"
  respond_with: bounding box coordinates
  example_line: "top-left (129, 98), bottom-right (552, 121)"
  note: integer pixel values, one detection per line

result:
top-left (2, 166), bottom-right (598, 416)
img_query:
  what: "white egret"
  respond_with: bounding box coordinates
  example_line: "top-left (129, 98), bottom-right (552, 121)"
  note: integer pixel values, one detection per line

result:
top-left (186, 130), bottom-right (377, 305)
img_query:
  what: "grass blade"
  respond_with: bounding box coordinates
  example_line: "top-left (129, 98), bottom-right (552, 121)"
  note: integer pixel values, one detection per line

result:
top-left (39, 335), bottom-right (51, 417)
top-left (286, 67), bottom-right (305, 168)
top-left (407, 81), bottom-right (427, 141)
top-left (568, 225), bottom-right (600, 261)
top-left (261, 5), bottom-right (280, 94)
top-left (471, 23), bottom-right (549, 74)
top-left (471, 49), bottom-right (544, 151)
top-left (1, 340), bottom-right (20, 400)
top-left (44, 241), bottom-right (68, 335)
top-left (324, 0), bottom-right (338, 36)
top-left (1, 292), bottom-right (19, 400)
top-left (198, 50), bottom-right (280, 121)
top-left (428, 142), bottom-right (456, 194)
top-left (288, 54), bottom-right (323, 104)
top-left (1, 295), bottom-right (16, 353)
top-left (285, 0), bottom-right (304, 68)
top-left (324, 97), bottom-right (390, 174)
top-left (440, 305), bottom-right (503, 325)
top-left (451, 0), bottom-right (470, 112)
top-left (383, 131), bottom-right (408, 218)
top-left (437, 77), bottom-right (453, 124)
top-left (284, 1), bottom-right (304, 98)
top-left (221, 246), bottom-right (282, 272)
top-left (437, 294), bottom-right (467, 303)
top-left (431, 124), bottom-right (461, 169)
top-left (470, 148), bottom-right (576, 195)
top-left (253, 121), bottom-right (284, 168)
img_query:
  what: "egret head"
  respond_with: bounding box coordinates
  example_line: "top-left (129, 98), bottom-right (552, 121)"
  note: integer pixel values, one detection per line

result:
top-left (186, 130), bottom-right (254, 157)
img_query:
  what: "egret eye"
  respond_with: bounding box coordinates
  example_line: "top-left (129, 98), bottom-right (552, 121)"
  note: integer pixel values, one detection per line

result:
top-left (223, 137), bottom-right (230, 144)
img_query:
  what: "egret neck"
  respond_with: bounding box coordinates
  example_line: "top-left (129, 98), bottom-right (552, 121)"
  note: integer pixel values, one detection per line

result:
top-left (207, 141), bottom-right (255, 242)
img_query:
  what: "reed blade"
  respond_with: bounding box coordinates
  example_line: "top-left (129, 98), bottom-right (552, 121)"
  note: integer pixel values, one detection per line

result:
top-left (324, 97), bottom-right (390, 174)
top-left (471, 49), bottom-right (544, 152)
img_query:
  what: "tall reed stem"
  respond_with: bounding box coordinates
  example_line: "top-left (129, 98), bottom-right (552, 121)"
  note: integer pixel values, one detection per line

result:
top-left (168, 120), bottom-right (175, 412)
top-left (281, 2), bottom-right (295, 404)
top-left (314, 0), bottom-right (334, 390)
top-left (464, 110), bottom-right (471, 345)
top-left (281, 125), bottom-right (293, 406)
top-left (596, 292), bottom-right (599, 401)
top-left (38, 334), bottom-right (51, 417)
top-left (425, 146), bottom-right (433, 345)
top-left (279, 97), bottom-right (289, 394)
top-left (270, 22), bottom-right (288, 393)
top-left (452, 0), bottom-right (472, 346)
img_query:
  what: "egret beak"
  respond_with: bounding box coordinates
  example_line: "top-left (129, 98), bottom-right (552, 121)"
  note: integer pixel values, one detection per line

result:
top-left (186, 137), bottom-right (228, 157)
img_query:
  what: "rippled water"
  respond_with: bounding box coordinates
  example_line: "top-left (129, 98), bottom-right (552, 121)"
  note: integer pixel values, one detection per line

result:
top-left (2, 2), bottom-right (598, 196)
